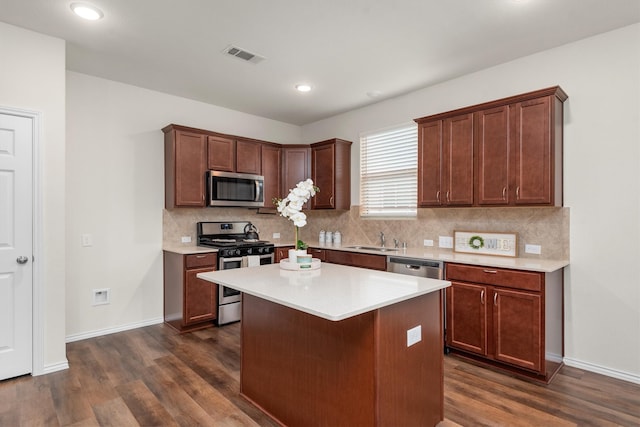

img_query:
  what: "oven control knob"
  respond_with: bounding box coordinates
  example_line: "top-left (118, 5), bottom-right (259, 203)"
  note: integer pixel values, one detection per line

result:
top-left (235, 249), bottom-right (241, 256)
top-left (256, 247), bottom-right (263, 254)
top-left (247, 248), bottom-right (253, 255)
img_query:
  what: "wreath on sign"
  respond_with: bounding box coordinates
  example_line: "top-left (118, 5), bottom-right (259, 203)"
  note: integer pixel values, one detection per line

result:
top-left (468, 235), bottom-right (484, 250)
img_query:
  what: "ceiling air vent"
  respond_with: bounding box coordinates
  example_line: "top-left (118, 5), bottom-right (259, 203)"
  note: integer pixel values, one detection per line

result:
top-left (223, 45), bottom-right (265, 64)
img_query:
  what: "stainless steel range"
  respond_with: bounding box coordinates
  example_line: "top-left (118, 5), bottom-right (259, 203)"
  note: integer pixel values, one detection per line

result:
top-left (197, 221), bottom-right (274, 325)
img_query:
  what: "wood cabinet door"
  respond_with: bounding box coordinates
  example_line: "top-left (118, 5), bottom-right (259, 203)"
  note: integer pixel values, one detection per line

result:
top-left (174, 130), bottom-right (207, 207)
top-left (261, 144), bottom-right (281, 209)
top-left (311, 144), bottom-right (336, 209)
top-left (325, 250), bottom-right (386, 271)
top-left (417, 120), bottom-right (443, 206)
top-left (443, 113), bottom-right (474, 206)
top-left (475, 106), bottom-right (510, 205)
top-left (511, 96), bottom-right (552, 205)
top-left (207, 136), bottom-right (235, 172)
top-left (307, 248), bottom-right (326, 262)
top-left (446, 282), bottom-right (488, 356)
top-left (282, 146), bottom-right (311, 208)
top-left (184, 267), bottom-right (217, 325)
top-left (236, 139), bottom-right (262, 174)
top-left (275, 246), bottom-right (294, 262)
top-left (492, 287), bottom-right (542, 372)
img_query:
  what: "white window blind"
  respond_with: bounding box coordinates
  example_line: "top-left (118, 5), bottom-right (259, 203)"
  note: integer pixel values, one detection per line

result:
top-left (360, 123), bottom-right (417, 217)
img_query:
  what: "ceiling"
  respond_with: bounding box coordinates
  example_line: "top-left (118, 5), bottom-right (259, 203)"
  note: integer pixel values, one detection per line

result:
top-left (1, 1), bottom-right (639, 125)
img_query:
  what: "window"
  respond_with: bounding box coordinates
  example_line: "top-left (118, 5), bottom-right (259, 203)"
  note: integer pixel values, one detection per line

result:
top-left (360, 123), bottom-right (417, 217)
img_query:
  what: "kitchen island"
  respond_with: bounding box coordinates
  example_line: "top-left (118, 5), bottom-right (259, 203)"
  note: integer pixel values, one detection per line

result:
top-left (198, 263), bottom-right (450, 427)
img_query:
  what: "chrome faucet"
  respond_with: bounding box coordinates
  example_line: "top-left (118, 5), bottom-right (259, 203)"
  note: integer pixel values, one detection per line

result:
top-left (393, 238), bottom-right (399, 249)
top-left (379, 231), bottom-right (385, 247)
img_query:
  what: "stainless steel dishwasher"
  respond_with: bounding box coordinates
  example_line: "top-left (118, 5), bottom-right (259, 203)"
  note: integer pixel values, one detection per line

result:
top-left (386, 256), bottom-right (444, 279)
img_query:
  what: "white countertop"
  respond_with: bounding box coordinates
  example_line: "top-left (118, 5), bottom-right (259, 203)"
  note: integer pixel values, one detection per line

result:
top-left (306, 243), bottom-right (568, 273)
top-left (197, 263), bottom-right (450, 322)
top-left (165, 242), bottom-right (568, 272)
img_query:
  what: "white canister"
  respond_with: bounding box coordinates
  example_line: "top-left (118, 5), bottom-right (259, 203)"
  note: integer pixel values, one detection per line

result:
top-left (334, 231), bottom-right (342, 245)
top-left (319, 230), bottom-right (326, 243)
top-left (325, 231), bottom-right (333, 244)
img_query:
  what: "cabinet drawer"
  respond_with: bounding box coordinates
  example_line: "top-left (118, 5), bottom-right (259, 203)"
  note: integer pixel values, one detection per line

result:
top-left (185, 253), bottom-right (216, 269)
top-left (326, 250), bottom-right (386, 271)
top-left (446, 263), bottom-right (541, 292)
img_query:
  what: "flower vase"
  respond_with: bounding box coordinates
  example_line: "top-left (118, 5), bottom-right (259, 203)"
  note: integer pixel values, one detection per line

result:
top-left (288, 249), bottom-right (307, 263)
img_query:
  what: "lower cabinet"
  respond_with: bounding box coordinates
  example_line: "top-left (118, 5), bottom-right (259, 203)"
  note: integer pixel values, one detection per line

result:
top-left (445, 263), bottom-right (562, 382)
top-left (274, 246), bottom-right (294, 262)
top-left (325, 249), bottom-right (386, 271)
top-left (163, 251), bottom-right (218, 332)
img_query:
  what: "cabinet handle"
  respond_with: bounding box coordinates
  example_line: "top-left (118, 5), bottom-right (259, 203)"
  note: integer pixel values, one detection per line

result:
top-left (436, 191), bottom-right (441, 203)
top-left (446, 191), bottom-right (450, 203)
top-left (494, 293), bottom-right (498, 306)
top-left (502, 187), bottom-right (507, 200)
top-left (516, 186), bottom-right (520, 200)
top-left (330, 195), bottom-right (334, 205)
top-left (483, 269), bottom-right (498, 274)
top-left (480, 290), bottom-right (485, 304)
top-left (196, 255), bottom-right (207, 258)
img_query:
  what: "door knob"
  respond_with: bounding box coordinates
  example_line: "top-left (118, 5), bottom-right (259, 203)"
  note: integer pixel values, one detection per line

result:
top-left (16, 256), bottom-right (29, 264)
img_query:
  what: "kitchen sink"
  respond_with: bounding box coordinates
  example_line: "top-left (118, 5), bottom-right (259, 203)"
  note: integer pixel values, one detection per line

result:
top-left (344, 245), bottom-right (399, 252)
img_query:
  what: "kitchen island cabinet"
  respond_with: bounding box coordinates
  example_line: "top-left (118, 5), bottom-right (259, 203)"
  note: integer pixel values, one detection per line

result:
top-left (445, 262), bottom-right (562, 382)
top-left (163, 251), bottom-right (218, 332)
top-left (198, 263), bottom-right (449, 427)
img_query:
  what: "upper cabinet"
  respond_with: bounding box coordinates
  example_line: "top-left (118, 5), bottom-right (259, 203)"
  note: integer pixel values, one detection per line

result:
top-left (207, 135), bottom-right (262, 175)
top-left (163, 125), bottom-right (207, 208)
top-left (311, 139), bottom-right (352, 210)
top-left (418, 113), bottom-right (474, 207)
top-left (261, 143), bottom-right (282, 210)
top-left (282, 145), bottom-right (311, 208)
top-left (416, 86), bottom-right (567, 208)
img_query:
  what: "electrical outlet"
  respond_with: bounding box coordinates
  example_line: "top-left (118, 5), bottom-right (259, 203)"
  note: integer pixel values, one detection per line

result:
top-left (423, 239), bottom-right (434, 247)
top-left (181, 236), bottom-right (192, 243)
top-left (525, 244), bottom-right (542, 255)
top-left (407, 325), bottom-right (422, 347)
top-left (273, 232), bottom-right (281, 239)
top-left (92, 288), bottom-right (110, 306)
top-left (438, 236), bottom-right (453, 248)
top-left (81, 234), bottom-right (93, 247)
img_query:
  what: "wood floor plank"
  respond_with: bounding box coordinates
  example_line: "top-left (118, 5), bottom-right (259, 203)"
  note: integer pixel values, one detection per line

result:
top-left (1, 322), bottom-right (639, 427)
top-left (92, 397), bottom-right (141, 427)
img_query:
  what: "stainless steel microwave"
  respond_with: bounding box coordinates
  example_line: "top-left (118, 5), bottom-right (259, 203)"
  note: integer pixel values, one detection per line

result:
top-left (208, 171), bottom-right (265, 207)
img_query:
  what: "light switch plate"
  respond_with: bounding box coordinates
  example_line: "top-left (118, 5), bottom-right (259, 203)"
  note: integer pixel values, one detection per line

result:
top-left (423, 239), bottom-right (434, 247)
top-left (407, 325), bottom-right (422, 347)
top-left (181, 236), bottom-right (192, 243)
top-left (525, 244), bottom-right (542, 255)
top-left (273, 232), bottom-right (281, 239)
top-left (81, 234), bottom-right (93, 247)
top-left (438, 236), bottom-right (453, 248)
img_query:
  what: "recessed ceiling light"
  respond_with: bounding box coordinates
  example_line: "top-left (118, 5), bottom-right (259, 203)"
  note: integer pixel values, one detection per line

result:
top-left (70, 3), bottom-right (104, 20)
top-left (295, 84), bottom-right (312, 93)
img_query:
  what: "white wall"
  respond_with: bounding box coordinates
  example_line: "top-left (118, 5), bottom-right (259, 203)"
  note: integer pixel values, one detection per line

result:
top-left (302, 24), bottom-right (640, 381)
top-left (0, 22), bottom-right (67, 371)
top-left (65, 72), bottom-right (301, 338)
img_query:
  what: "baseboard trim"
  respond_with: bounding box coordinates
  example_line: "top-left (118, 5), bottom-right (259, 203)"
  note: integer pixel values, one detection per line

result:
top-left (38, 359), bottom-right (69, 376)
top-left (563, 357), bottom-right (640, 385)
top-left (65, 317), bottom-right (165, 343)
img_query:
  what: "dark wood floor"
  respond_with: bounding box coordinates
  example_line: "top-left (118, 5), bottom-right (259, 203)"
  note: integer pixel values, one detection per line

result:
top-left (1, 322), bottom-right (638, 426)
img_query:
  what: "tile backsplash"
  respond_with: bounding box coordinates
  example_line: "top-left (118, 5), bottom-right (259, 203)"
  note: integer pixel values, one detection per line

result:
top-left (164, 206), bottom-right (569, 260)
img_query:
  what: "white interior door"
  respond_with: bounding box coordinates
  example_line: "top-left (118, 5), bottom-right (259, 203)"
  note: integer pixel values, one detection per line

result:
top-left (0, 111), bottom-right (33, 380)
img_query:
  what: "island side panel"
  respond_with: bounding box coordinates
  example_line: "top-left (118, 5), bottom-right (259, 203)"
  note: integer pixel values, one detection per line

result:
top-left (240, 294), bottom-right (376, 427)
top-left (375, 290), bottom-right (444, 427)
